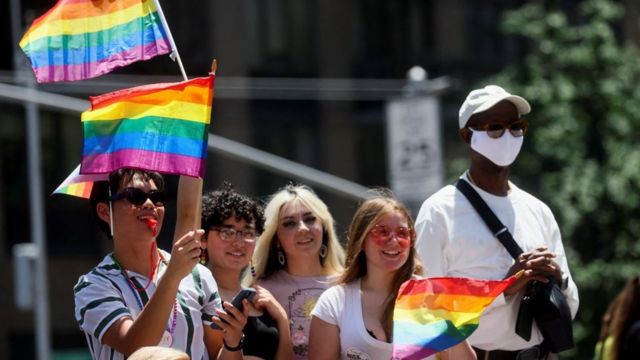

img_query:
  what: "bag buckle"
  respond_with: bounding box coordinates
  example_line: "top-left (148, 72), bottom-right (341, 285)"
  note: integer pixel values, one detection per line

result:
top-left (493, 227), bottom-right (508, 237)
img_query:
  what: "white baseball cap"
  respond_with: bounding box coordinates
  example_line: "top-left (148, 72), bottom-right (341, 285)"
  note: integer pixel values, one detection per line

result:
top-left (458, 85), bottom-right (531, 128)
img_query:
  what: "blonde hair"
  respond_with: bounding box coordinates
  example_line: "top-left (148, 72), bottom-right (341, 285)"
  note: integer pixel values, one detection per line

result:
top-left (128, 346), bottom-right (190, 360)
top-left (338, 191), bottom-right (422, 339)
top-left (252, 184), bottom-right (345, 282)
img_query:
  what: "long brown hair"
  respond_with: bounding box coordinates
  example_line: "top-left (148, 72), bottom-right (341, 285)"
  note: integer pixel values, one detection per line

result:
top-left (599, 275), bottom-right (640, 359)
top-left (337, 191), bottom-right (422, 340)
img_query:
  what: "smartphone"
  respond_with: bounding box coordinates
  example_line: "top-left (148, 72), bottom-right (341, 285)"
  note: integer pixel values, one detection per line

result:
top-left (210, 288), bottom-right (256, 330)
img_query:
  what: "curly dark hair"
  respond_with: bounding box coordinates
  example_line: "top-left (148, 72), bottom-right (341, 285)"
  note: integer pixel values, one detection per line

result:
top-left (201, 182), bottom-right (264, 236)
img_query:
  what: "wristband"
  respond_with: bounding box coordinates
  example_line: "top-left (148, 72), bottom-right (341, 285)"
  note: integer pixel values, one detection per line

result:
top-left (223, 333), bottom-right (245, 352)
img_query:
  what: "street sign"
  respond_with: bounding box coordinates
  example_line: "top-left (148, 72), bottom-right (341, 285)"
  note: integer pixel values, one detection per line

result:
top-left (386, 95), bottom-right (443, 214)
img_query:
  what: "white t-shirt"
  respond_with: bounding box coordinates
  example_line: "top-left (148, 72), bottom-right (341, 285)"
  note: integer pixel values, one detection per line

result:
top-left (74, 251), bottom-right (221, 360)
top-left (312, 280), bottom-right (436, 360)
top-left (415, 171), bottom-right (579, 351)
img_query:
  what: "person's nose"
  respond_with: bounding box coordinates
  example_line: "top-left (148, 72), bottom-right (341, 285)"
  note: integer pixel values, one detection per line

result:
top-left (141, 197), bottom-right (156, 209)
top-left (388, 233), bottom-right (403, 244)
top-left (230, 233), bottom-right (245, 246)
top-left (297, 220), bottom-right (310, 232)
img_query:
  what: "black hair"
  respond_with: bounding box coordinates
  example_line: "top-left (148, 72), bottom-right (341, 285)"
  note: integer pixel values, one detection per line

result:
top-left (89, 169), bottom-right (165, 239)
top-left (201, 182), bottom-right (264, 236)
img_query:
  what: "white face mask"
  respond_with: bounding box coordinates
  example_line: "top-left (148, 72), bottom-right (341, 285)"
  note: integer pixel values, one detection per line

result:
top-left (470, 129), bottom-right (524, 167)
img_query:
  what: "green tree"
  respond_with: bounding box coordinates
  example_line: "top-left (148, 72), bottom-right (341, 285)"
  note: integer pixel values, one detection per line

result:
top-left (487, 0), bottom-right (640, 357)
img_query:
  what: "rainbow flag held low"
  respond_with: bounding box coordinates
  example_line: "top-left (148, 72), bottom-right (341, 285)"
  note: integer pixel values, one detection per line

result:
top-left (53, 164), bottom-right (108, 199)
top-left (81, 74), bottom-right (214, 178)
top-left (19, 0), bottom-right (171, 83)
top-left (392, 273), bottom-right (520, 360)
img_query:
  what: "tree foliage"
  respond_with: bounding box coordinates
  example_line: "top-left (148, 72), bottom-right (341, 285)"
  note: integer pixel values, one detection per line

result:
top-left (487, 0), bottom-right (640, 357)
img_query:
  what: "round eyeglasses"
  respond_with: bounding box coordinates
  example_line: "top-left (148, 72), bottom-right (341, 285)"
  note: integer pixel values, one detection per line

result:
top-left (210, 227), bottom-right (257, 243)
top-left (368, 225), bottom-right (412, 248)
top-left (468, 119), bottom-right (528, 139)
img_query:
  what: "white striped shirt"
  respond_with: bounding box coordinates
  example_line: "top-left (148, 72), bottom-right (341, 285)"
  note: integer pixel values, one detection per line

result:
top-left (74, 250), bottom-right (221, 360)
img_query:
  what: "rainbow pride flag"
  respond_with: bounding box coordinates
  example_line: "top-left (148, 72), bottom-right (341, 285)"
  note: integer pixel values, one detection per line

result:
top-left (81, 74), bottom-right (214, 178)
top-left (19, 0), bottom-right (171, 83)
top-left (53, 164), bottom-right (108, 198)
top-left (392, 274), bottom-right (519, 360)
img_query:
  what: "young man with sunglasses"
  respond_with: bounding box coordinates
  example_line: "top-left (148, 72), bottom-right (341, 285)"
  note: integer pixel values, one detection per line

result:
top-left (415, 85), bottom-right (579, 359)
top-left (74, 169), bottom-right (248, 360)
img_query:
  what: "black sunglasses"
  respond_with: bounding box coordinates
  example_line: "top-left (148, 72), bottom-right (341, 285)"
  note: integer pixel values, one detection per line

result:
top-left (110, 187), bottom-right (166, 206)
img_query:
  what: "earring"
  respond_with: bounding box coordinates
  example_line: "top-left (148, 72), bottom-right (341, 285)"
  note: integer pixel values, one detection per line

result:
top-left (319, 244), bottom-right (328, 259)
top-left (250, 260), bottom-right (257, 278)
top-left (277, 249), bottom-right (286, 266)
top-left (199, 248), bottom-right (208, 265)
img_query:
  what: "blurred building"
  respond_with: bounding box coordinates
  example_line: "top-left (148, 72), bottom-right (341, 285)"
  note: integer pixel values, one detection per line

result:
top-left (1, 0), bottom-right (640, 359)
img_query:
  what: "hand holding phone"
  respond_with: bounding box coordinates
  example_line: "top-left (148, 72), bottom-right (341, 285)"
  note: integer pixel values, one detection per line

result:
top-left (211, 288), bottom-right (256, 330)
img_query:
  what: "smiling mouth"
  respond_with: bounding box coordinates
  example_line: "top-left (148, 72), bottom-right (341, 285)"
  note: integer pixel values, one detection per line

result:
top-left (382, 250), bottom-right (401, 256)
top-left (227, 251), bottom-right (245, 257)
top-left (296, 238), bottom-right (314, 245)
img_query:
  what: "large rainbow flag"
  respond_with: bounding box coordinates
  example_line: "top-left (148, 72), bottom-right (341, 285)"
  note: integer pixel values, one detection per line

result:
top-left (80, 74), bottom-right (214, 178)
top-left (19, 0), bottom-right (171, 83)
top-left (392, 274), bottom-right (519, 360)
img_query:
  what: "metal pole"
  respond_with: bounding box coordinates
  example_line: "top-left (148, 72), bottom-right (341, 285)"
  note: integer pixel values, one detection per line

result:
top-left (152, 0), bottom-right (188, 81)
top-left (208, 134), bottom-right (369, 201)
top-left (25, 83), bottom-right (50, 360)
top-left (9, 0), bottom-right (51, 359)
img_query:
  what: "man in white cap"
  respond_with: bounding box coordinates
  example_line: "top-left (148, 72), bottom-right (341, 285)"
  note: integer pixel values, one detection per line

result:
top-left (415, 85), bottom-right (579, 359)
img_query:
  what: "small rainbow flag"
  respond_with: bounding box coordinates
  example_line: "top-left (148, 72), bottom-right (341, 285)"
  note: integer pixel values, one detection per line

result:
top-left (53, 164), bottom-right (108, 199)
top-left (19, 0), bottom-right (171, 83)
top-left (392, 274), bottom-right (519, 360)
top-left (81, 74), bottom-right (214, 178)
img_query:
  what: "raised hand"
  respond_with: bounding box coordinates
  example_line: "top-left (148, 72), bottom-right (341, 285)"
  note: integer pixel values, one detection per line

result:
top-left (166, 229), bottom-right (205, 281)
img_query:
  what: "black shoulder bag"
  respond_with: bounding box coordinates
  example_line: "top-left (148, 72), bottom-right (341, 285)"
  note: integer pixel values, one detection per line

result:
top-left (455, 178), bottom-right (574, 353)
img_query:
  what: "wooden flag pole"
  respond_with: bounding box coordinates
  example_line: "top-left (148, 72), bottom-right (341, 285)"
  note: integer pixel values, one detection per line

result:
top-left (153, 0), bottom-right (188, 81)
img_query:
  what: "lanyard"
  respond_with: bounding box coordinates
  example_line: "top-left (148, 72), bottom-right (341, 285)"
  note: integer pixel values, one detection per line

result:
top-left (111, 250), bottom-right (178, 334)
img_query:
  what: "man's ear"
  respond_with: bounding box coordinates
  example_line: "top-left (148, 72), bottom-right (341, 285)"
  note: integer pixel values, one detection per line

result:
top-left (96, 202), bottom-right (111, 224)
top-left (459, 127), bottom-right (472, 145)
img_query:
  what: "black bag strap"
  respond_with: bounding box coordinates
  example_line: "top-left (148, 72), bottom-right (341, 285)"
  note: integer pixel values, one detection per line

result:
top-left (455, 178), bottom-right (524, 260)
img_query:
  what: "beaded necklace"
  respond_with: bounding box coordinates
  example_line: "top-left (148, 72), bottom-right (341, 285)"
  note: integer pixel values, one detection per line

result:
top-left (111, 245), bottom-right (178, 336)
top-left (121, 241), bottom-right (160, 291)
